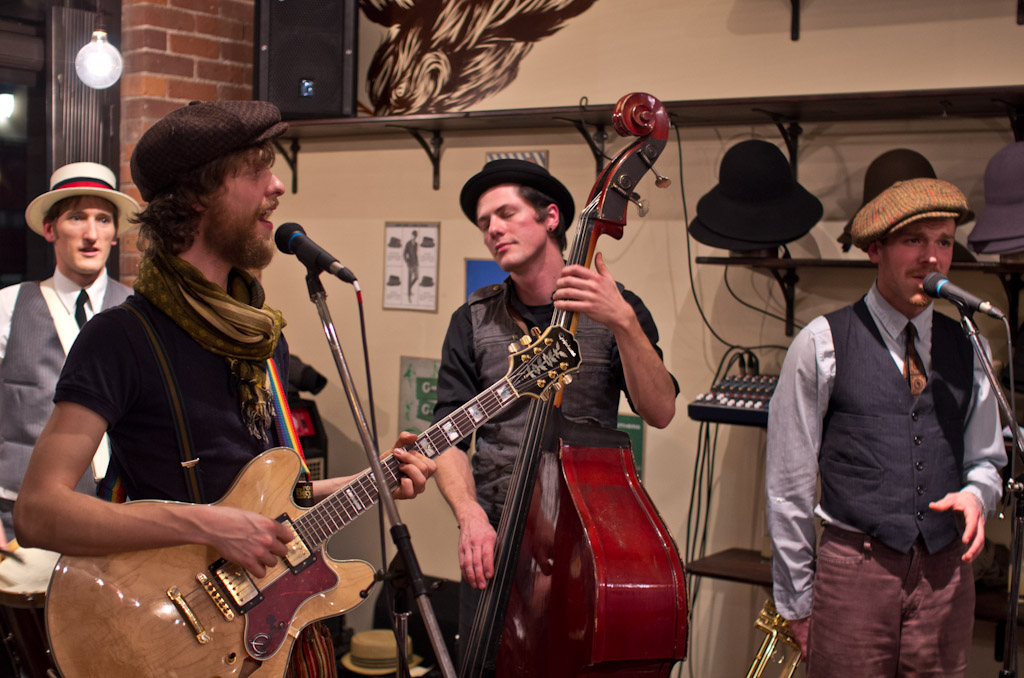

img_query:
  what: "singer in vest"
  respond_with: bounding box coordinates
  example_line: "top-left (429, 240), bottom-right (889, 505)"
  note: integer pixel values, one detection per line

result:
top-left (0, 162), bottom-right (138, 544)
top-left (431, 159), bottom-right (679, 662)
top-left (766, 178), bottom-right (1005, 677)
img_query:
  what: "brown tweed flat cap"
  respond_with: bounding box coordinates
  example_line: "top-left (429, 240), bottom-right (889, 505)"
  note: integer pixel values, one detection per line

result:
top-left (130, 100), bottom-right (287, 202)
top-left (850, 177), bottom-right (970, 251)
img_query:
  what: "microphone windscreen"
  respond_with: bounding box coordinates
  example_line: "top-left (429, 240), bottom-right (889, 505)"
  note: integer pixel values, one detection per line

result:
top-left (275, 222), bottom-right (305, 254)
top-left (922, 272), bottom-right (945, 298)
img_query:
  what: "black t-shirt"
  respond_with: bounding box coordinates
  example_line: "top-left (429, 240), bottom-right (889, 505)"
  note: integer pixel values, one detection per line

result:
top-left (55, 294), bottom-right (289, 503)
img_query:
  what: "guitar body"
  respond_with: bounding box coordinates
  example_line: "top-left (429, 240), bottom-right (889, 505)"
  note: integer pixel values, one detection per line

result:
top-left (46, 448), bottom-right (375, 678)
top-left (495, 417), bottom-right (687, 677)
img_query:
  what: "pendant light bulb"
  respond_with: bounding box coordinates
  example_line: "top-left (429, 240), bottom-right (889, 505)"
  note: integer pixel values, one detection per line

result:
top-left (75, 29), bottom-right (123, 90)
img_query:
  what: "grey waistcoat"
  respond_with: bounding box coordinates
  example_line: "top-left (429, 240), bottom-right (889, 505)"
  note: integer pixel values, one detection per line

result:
top-left (469, 281), bottom-right (621, 525)
top-left (0, 280), bottom-right (132, 536)
top-left (821, 300), bottom-right (972, 554)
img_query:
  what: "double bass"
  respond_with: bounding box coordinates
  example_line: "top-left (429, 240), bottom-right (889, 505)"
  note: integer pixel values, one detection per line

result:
top-left (460, 92), bottom-right (688, 678)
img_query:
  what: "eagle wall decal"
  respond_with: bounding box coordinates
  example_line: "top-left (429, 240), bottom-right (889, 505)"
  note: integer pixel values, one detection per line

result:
top-left (360, 0), bottom-right (601, 116)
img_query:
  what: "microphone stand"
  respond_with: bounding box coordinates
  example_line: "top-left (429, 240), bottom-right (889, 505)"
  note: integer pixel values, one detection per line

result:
top-left (301, 268), bottom-right (456, 678)
top-left (952, 307), bottom-right (1024, 677)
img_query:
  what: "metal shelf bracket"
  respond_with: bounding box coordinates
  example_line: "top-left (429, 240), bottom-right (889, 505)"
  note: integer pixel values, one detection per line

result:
top-left (273, 138), bottom-right (300, 194)
top-left (391, 126), bottom-right (444, 190)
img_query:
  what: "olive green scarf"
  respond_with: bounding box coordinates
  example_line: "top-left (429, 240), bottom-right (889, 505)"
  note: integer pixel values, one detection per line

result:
top-left (134, 250), bottom-right (286, 441)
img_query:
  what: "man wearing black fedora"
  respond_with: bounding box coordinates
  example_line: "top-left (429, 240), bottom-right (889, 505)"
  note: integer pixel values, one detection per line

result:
top-left (0, 161), bottom-right (138, 546)
top-left (431, 158), bottom-right (678, 660)
top-left (766, 178), bottom-right (1005, 677)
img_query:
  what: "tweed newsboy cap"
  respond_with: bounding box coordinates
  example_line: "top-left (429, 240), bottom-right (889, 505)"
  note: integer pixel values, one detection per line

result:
top-left (130, 100), bottom-right (287, 202)
top-left (850, 177), bottom-right (970, 251)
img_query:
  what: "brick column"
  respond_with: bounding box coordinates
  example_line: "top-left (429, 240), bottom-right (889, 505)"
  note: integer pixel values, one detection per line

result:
top-left (117, 0), bottom-right (255, 282)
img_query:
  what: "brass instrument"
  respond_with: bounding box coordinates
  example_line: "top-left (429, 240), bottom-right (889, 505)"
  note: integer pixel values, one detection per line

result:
top-left (745, 597), bottom-right (802, 678)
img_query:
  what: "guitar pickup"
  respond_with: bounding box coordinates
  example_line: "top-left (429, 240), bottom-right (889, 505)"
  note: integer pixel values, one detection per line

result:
top-left (278, 514), bottom-right (314, 572)
top-left (210, 559), bottom-right (262, 614)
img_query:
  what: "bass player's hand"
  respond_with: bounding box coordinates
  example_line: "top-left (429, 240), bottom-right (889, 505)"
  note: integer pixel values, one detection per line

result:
top-left (457, 504), bottom-right (496, 589)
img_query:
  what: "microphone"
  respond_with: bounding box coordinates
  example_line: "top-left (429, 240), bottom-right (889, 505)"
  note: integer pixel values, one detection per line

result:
top-left (275, 223), bottom-right (356, 283)
top-left (922, 272), bottom-right (1004, 320)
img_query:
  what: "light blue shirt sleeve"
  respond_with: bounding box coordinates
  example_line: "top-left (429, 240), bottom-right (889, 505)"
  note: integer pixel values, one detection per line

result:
top-left (766, 286), bottom-right (1006, 622)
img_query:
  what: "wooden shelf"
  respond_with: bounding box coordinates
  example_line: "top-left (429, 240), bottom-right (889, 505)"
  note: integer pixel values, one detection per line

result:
top-left (695, 257), bottom-right (1024, 335)
top-left (280, 87), bottom-right (1024, 140)
top-left (272, 86), bottom-right (1024, 193)
top-left (687, 548), bottom-right (1024, 626)
top-left (686, 548), bottom-right (772, 587)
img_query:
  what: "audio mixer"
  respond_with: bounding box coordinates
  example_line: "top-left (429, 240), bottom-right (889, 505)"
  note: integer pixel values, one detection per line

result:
top-left (687, 374), bottom-right (778, 427)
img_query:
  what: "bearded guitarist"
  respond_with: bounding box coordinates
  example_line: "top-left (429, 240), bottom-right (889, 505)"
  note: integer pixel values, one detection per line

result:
top-left (14, 101), bottom-right (435, 676)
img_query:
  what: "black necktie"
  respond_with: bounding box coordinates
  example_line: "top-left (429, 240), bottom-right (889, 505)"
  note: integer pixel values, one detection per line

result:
top-left (75, 289), bottom-right (88, 329)
top-left (903, 322), bottom-right (926, 396)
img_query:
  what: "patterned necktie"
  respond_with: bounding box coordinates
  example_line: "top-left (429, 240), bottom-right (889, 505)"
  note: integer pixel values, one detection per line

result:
top-left (903, 322), bottom-right (926, 396)
top-left (75, 289), bottom-right (88, 329)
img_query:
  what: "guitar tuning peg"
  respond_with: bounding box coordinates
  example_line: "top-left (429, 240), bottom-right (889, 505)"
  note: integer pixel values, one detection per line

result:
top-left (520, 335), bottom-right (532, 346)
top-left (654, 174), bottom-right (672, 189)
top-left (530, 327), bottom-right (542, 337)
top-left (629, 192), bottom-right (649, 218)
top-left (561, 375), bottom-right (573, 386)
top-left (507, 343), bottom-right (517, 354)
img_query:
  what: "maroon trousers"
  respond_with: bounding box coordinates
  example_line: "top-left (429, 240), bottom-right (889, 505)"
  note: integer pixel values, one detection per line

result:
top-left (807, 526), bottom-right (974, 678)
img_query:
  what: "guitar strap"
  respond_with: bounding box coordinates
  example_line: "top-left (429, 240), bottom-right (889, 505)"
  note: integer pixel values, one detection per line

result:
top-left (119, 301), bottom-right (206, 504)
top-left (265, 358), bottom-right (314, 506)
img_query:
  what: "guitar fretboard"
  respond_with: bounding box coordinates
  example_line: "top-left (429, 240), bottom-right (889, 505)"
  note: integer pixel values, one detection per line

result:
top-left (291, 378), bottom-right (518, 549)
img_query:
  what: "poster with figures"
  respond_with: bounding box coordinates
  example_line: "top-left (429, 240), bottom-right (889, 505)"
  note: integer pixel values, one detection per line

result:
top-left (384, 222), bottom-right (439, 311)
top-left (398, 356), bottom-right (440, 435)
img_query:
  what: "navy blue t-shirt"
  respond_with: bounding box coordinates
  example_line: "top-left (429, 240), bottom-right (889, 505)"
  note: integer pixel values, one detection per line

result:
top-left (55, 294), bottom-right (289, 503)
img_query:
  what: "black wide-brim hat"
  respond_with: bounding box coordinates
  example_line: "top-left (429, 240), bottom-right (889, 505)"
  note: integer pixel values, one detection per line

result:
top-left (694, 139), bottom-right (822, 248)
top-left (688, 216), bottom-right (783, 252)
top-left (460, 159), bottom-right (575, 231)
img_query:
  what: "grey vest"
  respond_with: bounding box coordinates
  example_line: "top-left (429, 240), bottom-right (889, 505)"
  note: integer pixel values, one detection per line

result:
top-left (821, 300), bottom-right (972, 554)
top-left (0, 279), bottom-right (132, 536)
top-left (469, 280), bottom-right (621, 524)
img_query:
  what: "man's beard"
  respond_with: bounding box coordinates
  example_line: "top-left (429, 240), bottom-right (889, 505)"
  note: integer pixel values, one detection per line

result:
top-left (206, 201), bottom-right (275, 270)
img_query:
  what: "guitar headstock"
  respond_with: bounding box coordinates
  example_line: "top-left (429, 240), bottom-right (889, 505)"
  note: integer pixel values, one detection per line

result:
top-left (504, 326), bottom-right (582, 400)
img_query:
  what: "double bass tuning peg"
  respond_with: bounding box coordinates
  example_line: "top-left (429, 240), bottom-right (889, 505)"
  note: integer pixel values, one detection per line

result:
top-left (629, 192), bottom-right (650, 218)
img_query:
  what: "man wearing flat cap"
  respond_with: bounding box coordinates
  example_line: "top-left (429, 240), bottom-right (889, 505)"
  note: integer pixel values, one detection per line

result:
top-left (15, 101), bottom-right (435, 672)
top-left (767, 177), bottom-right (1005, 677)
top-left (431, 158), bottom-right (678, 660)
top-left (0, 161), bottom-right (137, 546)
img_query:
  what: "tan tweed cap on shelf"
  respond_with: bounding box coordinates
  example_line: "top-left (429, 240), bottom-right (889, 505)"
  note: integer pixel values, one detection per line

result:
top-left (850, 177), bottom-right (970, 251)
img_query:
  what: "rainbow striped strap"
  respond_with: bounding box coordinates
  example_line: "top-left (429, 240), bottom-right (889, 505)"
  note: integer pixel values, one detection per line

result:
top-left (267, 358), bottom-right (310, 480)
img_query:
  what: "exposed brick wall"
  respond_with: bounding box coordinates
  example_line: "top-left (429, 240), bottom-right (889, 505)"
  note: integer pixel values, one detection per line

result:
top-left (117, 0), bottom-right (255, 282)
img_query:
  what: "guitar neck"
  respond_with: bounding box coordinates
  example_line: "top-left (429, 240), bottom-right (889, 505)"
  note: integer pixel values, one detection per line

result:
top-left (291, 377), bottom-right (518, 550)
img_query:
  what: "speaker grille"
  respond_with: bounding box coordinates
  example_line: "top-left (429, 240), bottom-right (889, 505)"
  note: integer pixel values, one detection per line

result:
top-left (254, 0), bottom-right (357, 120)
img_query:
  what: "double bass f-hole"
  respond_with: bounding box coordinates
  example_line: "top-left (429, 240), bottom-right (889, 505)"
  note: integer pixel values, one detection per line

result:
top-left (459, 92), bottom-right (681, 678)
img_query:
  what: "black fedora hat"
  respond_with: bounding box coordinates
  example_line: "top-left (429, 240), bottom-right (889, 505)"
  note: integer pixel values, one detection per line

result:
top-left (688, 216), bottom-right (783, 252)
top-left (693, 140), bottom-right (822, 250)
top-left (460, 159), bottom-right (575, 233)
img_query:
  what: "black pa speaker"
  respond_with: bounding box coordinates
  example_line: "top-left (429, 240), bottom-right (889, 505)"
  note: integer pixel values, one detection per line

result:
top-left (254, 0), bottom-right (358, 120)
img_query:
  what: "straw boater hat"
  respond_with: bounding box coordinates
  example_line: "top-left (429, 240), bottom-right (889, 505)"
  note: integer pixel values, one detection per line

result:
top-left (24, 162), bottom-right (140, 237)
top-left (340, 630), bottom-right (423, 676)
top-left (850, 177), bottom-right (970, 251)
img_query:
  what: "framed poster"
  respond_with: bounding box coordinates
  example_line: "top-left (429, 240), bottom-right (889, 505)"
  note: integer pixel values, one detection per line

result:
top-left (398, 356), bottom-right (440, 435)
top-left (384, 222), bottom-right (438, 312)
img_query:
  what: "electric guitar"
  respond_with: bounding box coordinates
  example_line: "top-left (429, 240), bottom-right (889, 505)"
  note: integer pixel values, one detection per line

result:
top-left (45, 325), bottom-right (582, 678)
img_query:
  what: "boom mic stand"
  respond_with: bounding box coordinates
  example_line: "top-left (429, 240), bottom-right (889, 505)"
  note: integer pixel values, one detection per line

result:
top-left (950, 306), bottom-right (1024, 677)
top-left (300, 268), bottom-right (456, 678)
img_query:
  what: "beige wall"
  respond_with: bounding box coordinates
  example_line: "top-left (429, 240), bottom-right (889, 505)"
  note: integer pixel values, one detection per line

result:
top-left (264, 1), bottom-right (1024, 674)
